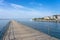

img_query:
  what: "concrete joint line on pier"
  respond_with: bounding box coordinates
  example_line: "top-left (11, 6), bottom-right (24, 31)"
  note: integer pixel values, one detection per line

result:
top-left (3, 20), bottom-right (60, 40)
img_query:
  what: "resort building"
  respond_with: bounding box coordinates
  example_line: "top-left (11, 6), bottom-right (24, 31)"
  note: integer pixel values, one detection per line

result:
top-left (50, 16), bottom-right (54, 19)
top-left (57, 15), bottom-right (60, 20)
top-left (44, 16), bottom-right (50, 20)
top-left (53, 15), bottom-right (60, 20)
top-left (43, 15), bottom-right (60, 20)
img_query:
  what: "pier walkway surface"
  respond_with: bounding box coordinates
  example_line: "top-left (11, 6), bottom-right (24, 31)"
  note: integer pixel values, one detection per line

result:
top-left (3, 20), bottom-right (59, 40)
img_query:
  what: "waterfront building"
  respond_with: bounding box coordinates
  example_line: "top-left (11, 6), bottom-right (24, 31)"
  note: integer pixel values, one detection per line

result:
top-left (50, 16), bottom-right (54, 19)
top-left (57, 15), bottom-right (60, 20)
top-left (44, 16), bottom-right (50, 20)
top-left (43, 15), bottom-right (60, 20)
top-left (53, 15), bottom-right (60, 20)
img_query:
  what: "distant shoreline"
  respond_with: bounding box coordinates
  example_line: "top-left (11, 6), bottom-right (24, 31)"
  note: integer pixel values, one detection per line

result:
top-left (32, 19), bottom-right (60, 23)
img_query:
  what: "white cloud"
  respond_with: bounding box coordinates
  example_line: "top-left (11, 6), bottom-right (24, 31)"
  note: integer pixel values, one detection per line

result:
top-left (0, 6), bottom-right (42, 18)
top-left (0, 2), bottom-right (54, 18)
top-left (10, 3), bottom-right (33, 11)
top-left (11, 4), bottom-right (25, 9)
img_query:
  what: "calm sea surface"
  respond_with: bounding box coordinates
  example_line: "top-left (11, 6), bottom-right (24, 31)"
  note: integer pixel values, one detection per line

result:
top-left (0, 20), bottom-right (9, 40)
top-left (0, 19), bottom-right (60, 39)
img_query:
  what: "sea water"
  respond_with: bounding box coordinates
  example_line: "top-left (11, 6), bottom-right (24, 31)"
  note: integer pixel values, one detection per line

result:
top-left (0, 20), bottom-right (9, 40)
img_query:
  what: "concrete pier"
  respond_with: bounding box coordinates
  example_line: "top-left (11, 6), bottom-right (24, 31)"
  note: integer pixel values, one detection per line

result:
top-left (3, 20), bottom-right (59, 40)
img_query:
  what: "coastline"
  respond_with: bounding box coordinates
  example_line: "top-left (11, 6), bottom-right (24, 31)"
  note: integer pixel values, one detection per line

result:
top-left (32, 19), bottom-right (60, 23)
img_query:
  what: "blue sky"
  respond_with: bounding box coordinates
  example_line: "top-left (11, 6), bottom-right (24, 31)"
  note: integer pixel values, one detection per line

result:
top-left (0, 0), bottom-right (60, 18)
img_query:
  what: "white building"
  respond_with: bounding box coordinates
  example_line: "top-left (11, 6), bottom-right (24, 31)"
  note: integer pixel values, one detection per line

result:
top-left (57, 15), bottom-right (60, 20)
top-left (44, 16), bottom-right (50, 20)
top-left (50, 16), bottom-right (54, 19)
top-left (53, 15), bottom-right (60, 20)
top-left (43, 15), bottom-right (60, 20)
